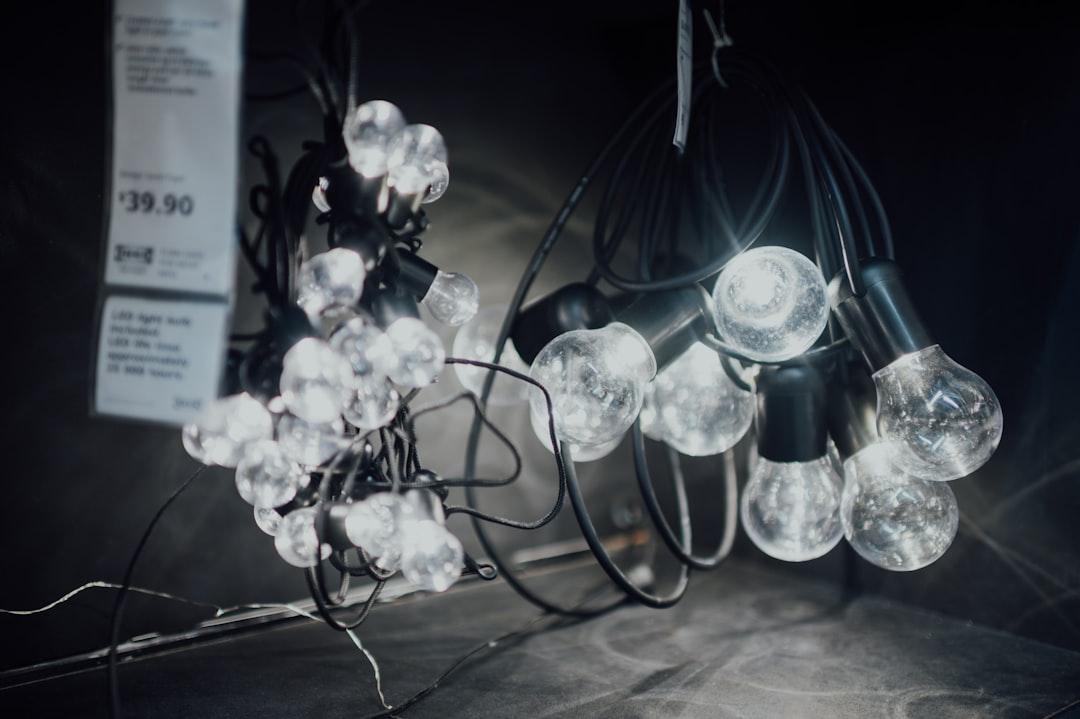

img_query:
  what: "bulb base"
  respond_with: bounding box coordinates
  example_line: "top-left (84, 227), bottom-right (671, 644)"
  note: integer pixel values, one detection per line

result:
top-left (616, 285), bottom-right (712, 371)
top-left (512, 283), bottom-right (614, 364)
top-left (372, 290), bottom-right (421, 328)
top-left (756, 365), bottom-right (828, 463)
top-left (828, 259), bottom-right (934, 371)
top-left (826, 360), bottom-right (879, 460)
top-left (396, 252), bottom-right (439, 298)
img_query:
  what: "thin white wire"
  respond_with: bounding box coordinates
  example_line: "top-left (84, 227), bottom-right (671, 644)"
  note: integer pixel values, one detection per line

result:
top-left (1, 581), bottom-right (392, 710)
top-left (0, 581), bottom-right (221, 616)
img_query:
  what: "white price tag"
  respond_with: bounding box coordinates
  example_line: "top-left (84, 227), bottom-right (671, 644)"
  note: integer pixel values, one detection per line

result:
top-left (105, 0), bottom-right (243, 295)
top-left (95, 295), bottom-right (230, 425)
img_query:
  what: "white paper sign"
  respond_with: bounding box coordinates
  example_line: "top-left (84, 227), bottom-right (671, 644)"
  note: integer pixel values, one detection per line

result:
top-left (95, 295), bottom-right (230, 425)
top-left (105, 0), bottom-right (243, 295)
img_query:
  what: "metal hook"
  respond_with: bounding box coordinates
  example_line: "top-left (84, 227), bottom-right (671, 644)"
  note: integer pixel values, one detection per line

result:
top-left (703, 4), bottom-right (735, 87)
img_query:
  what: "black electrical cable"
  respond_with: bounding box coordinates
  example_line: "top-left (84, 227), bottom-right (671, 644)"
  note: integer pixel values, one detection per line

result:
top-left (458, 73), bottom-right (685, 617)
top-left (305, 570), bottom-right (386, 632)
top-left (245, 49), bottom-right (334, 116)
top-left (461, 362), bottom-right (624, 617)
top-left (401, 380), bottom-right (523, 490)
top-left (816, 108), bottom-right (895, 259)
top-left (589, 60), bottom-right (793, 292)
top-left (108, 464), bottom-right (208, 719)
top-left (291, 0), bottom-right (344, 122)
top-left (629, 423), bottom-right (737, 570)
top-left (561, 441), bottom-right (690, 609)
top-left (330, 0), bottom-right (361, 113)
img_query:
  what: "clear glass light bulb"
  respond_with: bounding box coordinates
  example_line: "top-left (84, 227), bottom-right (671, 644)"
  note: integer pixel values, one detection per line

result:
top-left (528, 406), bottom-right (623, 462)
top-left (639, 343), bottom-right (754, 457)
top-left (296, 248), bottom-right (366, 320)
top-left (400, 520), bottom-right (464, 593)
top-left (274, 507), bottom-right (331, 568)
top-left (330, 316), bottom-right (393, 381)
top-left (311, 176), bottom-right (331, 213)
top-left (235, 439), bottom-right (306, 508)
top-left (182, 393), bottom-right (273, 468)
top-left (386, 124), bottom-right (449, 202)
top-left (276, 412), bottom-right (345, 466)
top-left (384, 317), bottom-right (446, 388)
top-left (873, 345), bottom-right (1003, 481)
top-left (712, 246), bottom-right (829, 362)
top-left (344, 377), bottom-right (400, 431)
top-left (740, 455), bottom-right (844, 562)
top-left (423, 270), bottom-right (479, 326)
top-left (279, 338), bottom-right (355, 424)
top-left (343, 100), bottom-right (406, 178)
top-left (528, 322), bottom-right (657, 448)
top-left (254, 506), bottom-right (283, 536)
top-left (451, 305), bottom-right (530, 406)
top-left (841, 442), bottom-right (959, 570)
top-left (345, 492), bottom-right (414, 571)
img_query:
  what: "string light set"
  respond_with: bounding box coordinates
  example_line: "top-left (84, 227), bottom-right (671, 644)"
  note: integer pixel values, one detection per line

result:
top-left (178, 6), bottom-right (1004, 633)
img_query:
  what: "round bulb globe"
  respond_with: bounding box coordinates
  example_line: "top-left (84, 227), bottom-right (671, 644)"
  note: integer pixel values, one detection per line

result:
top-left (712, 246), bottom-right (829, 362)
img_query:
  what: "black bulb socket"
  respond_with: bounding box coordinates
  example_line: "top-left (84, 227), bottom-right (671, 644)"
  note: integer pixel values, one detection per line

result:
top-left (615, 285), bottom-right (713, 372)
top-left (320, 502), bottom-right (356, 551)
top-left (826, 360), bottom-right (879, 460)
top-left (828, 259), bottom-right (935, 372)
top-left (335, 216), bottom-right (391, 270)
top-left (511, 283), bottom-right (614, 365)
top-left (371, 289), bottom-right (421, 328)
top-left (266, 304), bottom-right (319, 350)
top-left (323, 157), bottom-right (387, 218)
top-left (756, 364), bottom-right (829, 463)
top-left (383, 187), bottom-right (424, 230)
top-left (395, 252), bottom-right (439, 299)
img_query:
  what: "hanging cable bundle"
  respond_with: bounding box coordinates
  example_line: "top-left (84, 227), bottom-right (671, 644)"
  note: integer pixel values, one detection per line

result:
top-left (458, 13), bottom-right (1001, 613)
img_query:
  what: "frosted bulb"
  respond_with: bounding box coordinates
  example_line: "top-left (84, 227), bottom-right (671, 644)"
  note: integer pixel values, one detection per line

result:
top-left (386, 124), bottom-right (449, 202)
top-left (296, 248), bottom-right (366, 320)
top-left (235, 439), bottom-right (305, 508)
top-left (639, 343), bottom-right (754, 457)
top-left (345, 492), bottom-right (414, 571)
top-left (423, 270), bottom-right (479, 326)
top-left (344, 377), bottom-right (400, 430)
top-left (274, 507), bottom-right (330, 568)
top-left (873, 345), bottom-right (1002, 481)
top-left (311, 176), bottom-right (331, 213)
top-left (182, 393), bottom-right (273, 467)
top-left (254, 506), bottom-right (283, 536)
top-left (384, 317), bottom-right (446, 388)
top-left (400, 520), bottom-right (464, 592)
top-left (528, 405), bottom-right (622, 462)
top-left (740, 455), bottom-right (844, 562)
top-left (279, 338), bottom-right (354, 424)
top-left (343, 100), bottom-right (406, 178)
top-left (330, 316), bottom-right (393, 381)
top-left (276, 413), bottom-right (345, 466)
top-left (451, 305), bottom-right (530, 406)
top-left (712, 246), bottom-right (829, 362)
top-left (841, 442), bottom-right (959, 570)
top-left (528, 322), bottom-right (656, 448)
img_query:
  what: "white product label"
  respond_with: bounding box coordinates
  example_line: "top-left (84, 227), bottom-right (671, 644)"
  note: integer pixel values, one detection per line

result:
top-left (105, 0), bottom-right (243, 295)
top-left (95, 295), bottom-right (229, 425)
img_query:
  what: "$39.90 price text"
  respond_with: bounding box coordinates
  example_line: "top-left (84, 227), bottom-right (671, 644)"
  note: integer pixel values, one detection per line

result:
top-left (117, 190), bottom-right (194, 216)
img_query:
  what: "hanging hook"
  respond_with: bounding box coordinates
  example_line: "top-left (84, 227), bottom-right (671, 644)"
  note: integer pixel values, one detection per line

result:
top-left (703, 3), bottom-right (735, 87)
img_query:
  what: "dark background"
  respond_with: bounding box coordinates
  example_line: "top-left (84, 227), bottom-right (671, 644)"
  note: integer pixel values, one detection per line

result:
top-left (1, 0), bottom-right (1078, 672)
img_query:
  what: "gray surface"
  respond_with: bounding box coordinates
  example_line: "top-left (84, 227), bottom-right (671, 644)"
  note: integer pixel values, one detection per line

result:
top-left (4, 560), bottom-right (1078, 718)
